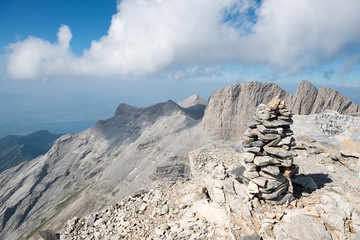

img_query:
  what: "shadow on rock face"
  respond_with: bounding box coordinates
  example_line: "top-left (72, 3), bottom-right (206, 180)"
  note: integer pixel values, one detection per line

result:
top-left (292, 173), bottom-right (332, 198)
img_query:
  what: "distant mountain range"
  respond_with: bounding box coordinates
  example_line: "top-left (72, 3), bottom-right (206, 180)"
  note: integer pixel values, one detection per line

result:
top-left (0, 130), bottom-right (62, 173)
top-left (0, 81), bottom-right (359, 240)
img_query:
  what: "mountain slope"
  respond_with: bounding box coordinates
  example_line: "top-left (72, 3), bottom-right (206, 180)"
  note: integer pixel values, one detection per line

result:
top-left (1, 82), bottom-right (359, 239)
top-left (0, 130), bottom-right (61, 173)
top-left (0, 100), bottom-right (210, 240)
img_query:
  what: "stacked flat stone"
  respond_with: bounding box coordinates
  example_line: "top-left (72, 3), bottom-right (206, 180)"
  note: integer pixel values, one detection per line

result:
top-left (242, 96), bottom-right (297, 202)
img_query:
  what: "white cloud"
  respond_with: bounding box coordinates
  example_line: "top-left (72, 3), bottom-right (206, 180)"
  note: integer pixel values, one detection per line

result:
top-left (174, 66), bottom-right (199, 80)
top-left (173, 64), bottom-right (220, 80)
top-left (5, 0), bottom-right (360, 79)
top-left (57, 24), bottom-right (72, 49)
top-left (6, 25), bottom-right (73, 79)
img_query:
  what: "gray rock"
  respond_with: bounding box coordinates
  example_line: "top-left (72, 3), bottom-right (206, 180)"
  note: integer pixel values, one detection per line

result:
top-left (230, 166), bottom-right (249, 184)
top-left (249, 175), bottom-right (287, 191)
top-left (259, 170), bottom-right (279, 179)
top-left (305, 145), bottom-right (323, 155)
top-left (244, 147), bottom-right (262, 153)
top-left (241, 233), bottom-right (263, 240)
top-left (259, 133), bottom-right (282, 142)
top-left (259, 183), bottom-right (288, 200)
top-left (257, 124), bottom-right (278, 134)
top-left (245, 128), bottom-right (258, 137)
top-left (274, 214), bottom-right (332, 240)
top-left (246, 121), bottom-right (258, 128)
top-left (333, 152), bottom-right (359, 172)
top-left (254, 156), bottom-right (280, 166)
top-left (259, 119), bottom-right (292, 128)
top-left (153, 162), bottom-right (191, 181)
top-left (260, 165), bottom-right (280, 176)
top-left (250, 177), bottom-right (268, 188)
top-left (243, 140), bottom-right (264, 148)
top-left (243, 163), bottom-right (257, 172)
top-left (263, 146), bottom-right (293, 159)
top-left (265, 138), bottom-right (282, 147)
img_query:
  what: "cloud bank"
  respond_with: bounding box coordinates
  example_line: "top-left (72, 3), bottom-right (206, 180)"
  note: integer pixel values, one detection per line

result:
top-left (5, 0), bottom-right (360, 79)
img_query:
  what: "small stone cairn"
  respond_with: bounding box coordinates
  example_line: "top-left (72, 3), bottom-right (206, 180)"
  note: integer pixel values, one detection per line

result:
top-left (242, 96), bottom-right (297, 203)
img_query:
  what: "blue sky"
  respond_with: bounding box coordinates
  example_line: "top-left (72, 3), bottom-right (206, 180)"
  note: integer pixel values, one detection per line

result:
top-left (0, 0), bottom-right (360, 136)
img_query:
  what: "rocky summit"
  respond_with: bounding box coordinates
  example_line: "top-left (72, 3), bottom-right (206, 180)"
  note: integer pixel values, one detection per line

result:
top-left (0, 81), bottom-right (360, 240)
top-left (55, 140), bottom-right (360, 240)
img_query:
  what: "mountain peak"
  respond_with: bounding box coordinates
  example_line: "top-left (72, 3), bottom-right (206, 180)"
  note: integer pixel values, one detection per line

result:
top-left (291, 80), bottom-right (360, 115)
top-left (178, 94), bottom-right (207, 109)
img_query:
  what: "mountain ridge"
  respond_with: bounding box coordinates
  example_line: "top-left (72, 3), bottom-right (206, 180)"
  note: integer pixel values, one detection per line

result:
top-left (0, 99), bottom-right (209, 240)
top-left (0, 130), bottom-right (62, 173)
top-left (0, 81), bottom-right (359, 239)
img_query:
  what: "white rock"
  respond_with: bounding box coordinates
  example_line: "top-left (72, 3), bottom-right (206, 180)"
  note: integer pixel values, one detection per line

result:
top-left (243, 152), bottom-right (256, 163)
top-left (213, 187), bottom-right (226, 204)
top-left (274, 215), bottom-right (332, 240)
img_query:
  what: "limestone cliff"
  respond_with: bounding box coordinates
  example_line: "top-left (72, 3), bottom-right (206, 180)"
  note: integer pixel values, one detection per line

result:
top-left (291, 80), bottom-right (360, 115)
top-left (202, 82), bottom-right (292, 140)
top-left (203, 81), bottom-right (359, 140)
top-left (290, 80), bottom-right (319, 115)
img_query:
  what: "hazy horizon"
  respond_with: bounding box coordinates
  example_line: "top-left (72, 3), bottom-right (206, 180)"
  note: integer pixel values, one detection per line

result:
top-left (1, 0), bottom-right (360, 137)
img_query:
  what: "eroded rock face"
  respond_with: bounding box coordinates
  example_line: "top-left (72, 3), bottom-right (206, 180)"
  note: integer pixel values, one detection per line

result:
top-left (202, 82), bottom-right (292, 140)
top-left (290, 80), bottom-right (319, 115)
top-left (291, 80), bottom-right (360, 115)
top-left (202, 80), bottom-right (360, 141)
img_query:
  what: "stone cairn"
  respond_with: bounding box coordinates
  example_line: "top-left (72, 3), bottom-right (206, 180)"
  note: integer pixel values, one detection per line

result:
top-left (241, 96), bottom-right (297, 203)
